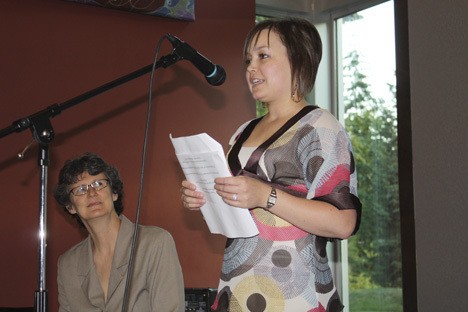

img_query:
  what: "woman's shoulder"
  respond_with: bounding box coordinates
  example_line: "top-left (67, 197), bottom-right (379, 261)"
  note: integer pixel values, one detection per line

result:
top-left (302, 106), bottom-right (344, 132)
top-left (58, 236), bottom-right (90, 266)
top-left (138, 224), bottom-right (176, 246)
top-left (228, 118), bottom-right (258, 146)
top-left (139, 223), bottom-right (171, 236)
top-left (121, 215), bottom-right (175, 250)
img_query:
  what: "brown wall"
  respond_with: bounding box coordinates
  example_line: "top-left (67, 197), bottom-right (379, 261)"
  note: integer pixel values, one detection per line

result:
top-left (0, 0), bottom-right (255, 309)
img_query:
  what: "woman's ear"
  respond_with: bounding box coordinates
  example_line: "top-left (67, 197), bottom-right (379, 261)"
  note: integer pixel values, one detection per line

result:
top-left (66, 205), bottom-right (77, 214)
top-left (112, 193), bottom-right (118, 202)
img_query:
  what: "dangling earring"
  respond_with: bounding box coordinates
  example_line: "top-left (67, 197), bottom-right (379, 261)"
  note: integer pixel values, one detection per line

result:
top-left (291, 84), bottom-right (301, 103)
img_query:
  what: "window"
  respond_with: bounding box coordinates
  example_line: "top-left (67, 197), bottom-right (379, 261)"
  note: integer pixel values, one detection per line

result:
top-left (337, 2), bottom-right (403, 311)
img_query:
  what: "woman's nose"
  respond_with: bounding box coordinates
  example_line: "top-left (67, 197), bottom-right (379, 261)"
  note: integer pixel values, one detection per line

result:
top-left (247, 62), bottom-right (256, 73)
top-left (86, 186), bottom-right (98, 196)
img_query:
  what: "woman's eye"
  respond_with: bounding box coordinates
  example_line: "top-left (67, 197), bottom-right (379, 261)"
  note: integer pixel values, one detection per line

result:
top-left (77, 186), bottom-right (87, 193)
top-left (259, 53), bottom-right (269, 59)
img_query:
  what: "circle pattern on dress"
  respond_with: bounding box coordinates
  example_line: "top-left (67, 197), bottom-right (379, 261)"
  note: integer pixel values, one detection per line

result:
top-left (221, 236), bottom-right (272, 280)
top-left (233, 275), bottom-right (284, 312)
top-left (253, 245), bottom-right (313, 300)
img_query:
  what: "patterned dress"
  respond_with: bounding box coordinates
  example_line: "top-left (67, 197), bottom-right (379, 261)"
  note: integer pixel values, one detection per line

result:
top-left (211, 106), bottom-right (362, 312)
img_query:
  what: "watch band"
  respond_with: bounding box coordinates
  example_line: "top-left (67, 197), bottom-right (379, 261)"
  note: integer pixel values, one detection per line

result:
top-left (266, 187), bottom-right (277, 209)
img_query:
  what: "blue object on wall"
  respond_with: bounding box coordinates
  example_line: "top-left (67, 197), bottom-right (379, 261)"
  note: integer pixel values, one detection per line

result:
top-left (65, 0), bottom-right (195, 21)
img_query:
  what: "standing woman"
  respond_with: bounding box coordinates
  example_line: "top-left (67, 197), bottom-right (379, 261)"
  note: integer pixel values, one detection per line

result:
top-left (181, 18), bottom-right (361, 311)
top-left (54, 152), bottom-right (184, 312)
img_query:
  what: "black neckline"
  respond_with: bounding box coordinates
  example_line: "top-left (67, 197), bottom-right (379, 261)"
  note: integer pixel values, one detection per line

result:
top-left (228, 105), bottom-right (318, 176)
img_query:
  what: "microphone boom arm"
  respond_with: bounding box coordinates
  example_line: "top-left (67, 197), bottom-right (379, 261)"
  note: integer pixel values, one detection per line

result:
top-left (0, 53), bottom-right (180, 141)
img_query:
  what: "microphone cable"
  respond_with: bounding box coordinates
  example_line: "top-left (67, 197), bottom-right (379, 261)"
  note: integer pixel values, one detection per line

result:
top-left (121, 34), bottom-right (167, 312)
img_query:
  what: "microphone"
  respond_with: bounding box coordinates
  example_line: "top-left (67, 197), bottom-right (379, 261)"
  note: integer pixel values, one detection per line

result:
top-left (166, 34), bottom-right (226, 86)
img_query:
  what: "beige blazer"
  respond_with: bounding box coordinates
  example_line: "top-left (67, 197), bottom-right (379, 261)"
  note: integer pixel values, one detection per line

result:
top-left (57, 215), bottom-right (184, 312)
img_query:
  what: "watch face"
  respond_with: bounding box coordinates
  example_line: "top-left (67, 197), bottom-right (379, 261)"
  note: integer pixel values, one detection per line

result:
top-left (267, 188), bottom-right (277, 209)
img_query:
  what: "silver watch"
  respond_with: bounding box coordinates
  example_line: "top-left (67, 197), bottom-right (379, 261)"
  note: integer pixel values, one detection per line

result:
top-left (266, 187), bottom-right (277, 209)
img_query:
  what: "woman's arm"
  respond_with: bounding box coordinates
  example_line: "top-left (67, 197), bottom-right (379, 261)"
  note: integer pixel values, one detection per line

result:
top-left (213, 175), bottom-right (357, 239)
top-left (57, 256), bottom-right (72, 312)
top-left (148, 230), bottom-right (185, 312)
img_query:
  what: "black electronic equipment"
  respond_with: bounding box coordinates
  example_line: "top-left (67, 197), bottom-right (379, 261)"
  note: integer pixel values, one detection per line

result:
top-left (185, 288), bottom-right (217, 312)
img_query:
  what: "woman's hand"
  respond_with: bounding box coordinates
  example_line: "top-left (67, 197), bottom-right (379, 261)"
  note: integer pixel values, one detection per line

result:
top-left (214, 176), bottom-right (270, 209)
top-left (180, 180), bottom-right (206, 211)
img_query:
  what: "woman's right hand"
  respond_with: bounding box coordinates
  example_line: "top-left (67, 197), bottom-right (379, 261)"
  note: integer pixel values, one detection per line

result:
top-left (180, 180), bottom-right (206, 211)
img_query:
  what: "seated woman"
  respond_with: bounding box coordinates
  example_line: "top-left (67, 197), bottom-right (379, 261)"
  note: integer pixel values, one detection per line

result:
top-left (54, 152), bottom-right (184, 312)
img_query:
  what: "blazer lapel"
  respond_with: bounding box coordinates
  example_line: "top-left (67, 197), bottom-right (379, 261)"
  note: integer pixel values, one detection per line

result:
top-left (106, 215), bottom-right (132, 302)
top-left (78, 236), bottom-right (105, 309)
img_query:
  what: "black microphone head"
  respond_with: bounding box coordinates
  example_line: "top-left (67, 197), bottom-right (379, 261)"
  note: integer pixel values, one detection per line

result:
top-left (166, 33), bottom-right (226, 86)
top-left (166, 34), bottom-right (181, 46)
top-left (206, 65), bottom-right (226, 86)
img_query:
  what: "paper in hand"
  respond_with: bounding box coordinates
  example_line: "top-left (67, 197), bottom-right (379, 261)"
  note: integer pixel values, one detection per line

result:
top-left (170, 133), bottom-right (259, 238)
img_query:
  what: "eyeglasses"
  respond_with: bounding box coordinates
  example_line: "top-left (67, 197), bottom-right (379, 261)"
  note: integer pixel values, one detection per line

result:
top-left (69, 179), bottom-right (110, 196)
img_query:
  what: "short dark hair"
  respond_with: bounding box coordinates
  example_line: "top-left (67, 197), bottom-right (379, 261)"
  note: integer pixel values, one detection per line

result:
top-left (54, 152), bottom-right (124, 227)
top-left (243, 18), bottom-right (323, 100)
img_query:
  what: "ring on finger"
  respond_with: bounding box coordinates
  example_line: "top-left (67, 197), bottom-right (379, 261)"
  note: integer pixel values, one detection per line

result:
top-left (232, 193), bottom-right (238, 201)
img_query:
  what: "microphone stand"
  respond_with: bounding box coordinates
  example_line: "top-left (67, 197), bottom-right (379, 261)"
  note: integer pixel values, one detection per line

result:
top-left (0, 52), bottom-right (180, 312)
